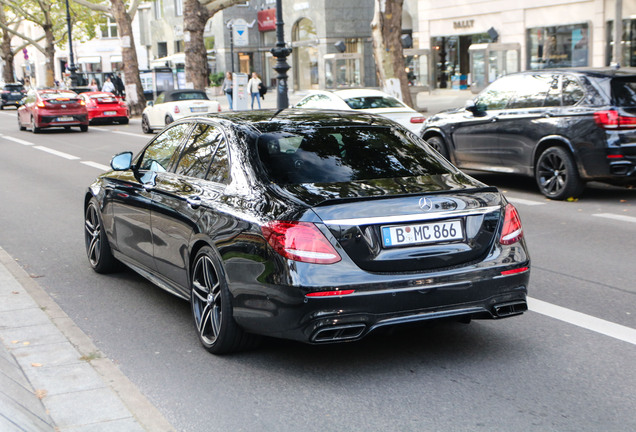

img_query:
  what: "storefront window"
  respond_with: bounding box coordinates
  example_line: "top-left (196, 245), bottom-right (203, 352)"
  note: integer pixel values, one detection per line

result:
top-left (527, 23), bottom-right (589, 69)
top-left (606, 19), bottom-right (636, 67)
top-left (292, 18), bottom-right (319, 91)
top-left (325, 55), bottom-right (362, 88)
top-left (431, 33), bottom-right (490, 89)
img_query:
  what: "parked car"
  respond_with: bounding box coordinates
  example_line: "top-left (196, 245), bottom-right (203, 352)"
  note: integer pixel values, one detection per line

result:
top-left (84, 109), bottom-right (530, 354)
top-left (295, 89), bottom-right (426, 134)
top-left (141, 89), bottom-right (221, 134)
top-left (1, 82), bottom-right (26, 109)
top-left (79, 91), bottom-right (129, 125)
top-left (18, 89), bottom-right (88, 133)
top-left (421, 68), bottom-right (636, 200)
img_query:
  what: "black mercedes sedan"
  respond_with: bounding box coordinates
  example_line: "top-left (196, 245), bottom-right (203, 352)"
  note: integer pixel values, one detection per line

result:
top-left (84, 110), bottom-right (530, 354)
top-left (421, 68), bottom-right (636, 200)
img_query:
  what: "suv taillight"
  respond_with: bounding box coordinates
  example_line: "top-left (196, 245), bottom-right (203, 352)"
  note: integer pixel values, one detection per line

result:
top-left (500, 204), bottom-right (523, 245)
top-left (261, 221), bottom-right (341, 264)
top-left (594, 110), bottom-right (636, 130)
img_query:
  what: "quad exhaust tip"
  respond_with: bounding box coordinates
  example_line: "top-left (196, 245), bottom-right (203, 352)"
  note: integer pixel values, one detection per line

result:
top-left (493, 301), bottom-right (528, 318)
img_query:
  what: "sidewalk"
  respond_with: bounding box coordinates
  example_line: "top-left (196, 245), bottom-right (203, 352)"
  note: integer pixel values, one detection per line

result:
top-left (0, 247), bottom-right (174, 432)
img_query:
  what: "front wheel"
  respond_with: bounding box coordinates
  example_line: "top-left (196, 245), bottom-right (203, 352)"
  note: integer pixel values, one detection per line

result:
top-left (535, 147), bottom-right (584, 200)
top-left (165, 115), bottom-right (174, 125)
top-left (141, 114), bottom-right (153, 134)
top-left (425, 135), bottom-right (449, 159)
top-left (84, 197), bottom-right (118, 273)
top-left (190, 247), bottom-right (258, 354)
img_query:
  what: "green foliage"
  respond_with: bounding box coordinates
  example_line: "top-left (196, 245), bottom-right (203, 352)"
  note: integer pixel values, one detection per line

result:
top-left (209, 71), bottom-right (224, 87)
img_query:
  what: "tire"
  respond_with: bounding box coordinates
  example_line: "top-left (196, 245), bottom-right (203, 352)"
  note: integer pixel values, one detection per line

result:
top-left (165, 115), bottom-right (173, 126)
top-left (425, 135), bottom-right (449, 159)
top-left (535, 146), bottom-right (584, 200)
top-left (18, 115), bottom-right (26, 131)
top-left (190, 246), bottom-right (259, 354)
top-left (84, 197), bottom-right (118, 274)
top-left (80, 124), bottom-right (88, 132)
top-left (30, 116), bottom-right (40, 134)
top-left (141, 114), bottom-right (153, 134)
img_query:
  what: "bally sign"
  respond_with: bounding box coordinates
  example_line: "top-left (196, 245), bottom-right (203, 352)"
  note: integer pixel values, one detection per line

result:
top-left (258, 8), bottom-right (276, 32)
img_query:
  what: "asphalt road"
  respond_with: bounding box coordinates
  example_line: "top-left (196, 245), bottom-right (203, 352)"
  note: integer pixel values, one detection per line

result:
top-left (1, 111), bottom-right (635, 431)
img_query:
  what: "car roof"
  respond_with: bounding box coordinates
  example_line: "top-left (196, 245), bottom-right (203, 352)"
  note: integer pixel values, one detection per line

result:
top-left (514, 67), bottom-right (636, 79)
top-left (332, 88), bottom-right (399, 99)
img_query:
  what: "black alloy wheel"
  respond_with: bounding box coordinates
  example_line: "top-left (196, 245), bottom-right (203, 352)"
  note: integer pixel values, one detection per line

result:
top-left (30, 116), bottom-right (40, 134)
top-left (425, 135), bottom-right (449, 159)
top-left (190, 247), bottom-right (257, 354)
top-left (84, 198), bottom-right (118, 273)
top-left (141, 114), bottom-right (153, 134)
top-left (535, 146), bottom-right (584, 200)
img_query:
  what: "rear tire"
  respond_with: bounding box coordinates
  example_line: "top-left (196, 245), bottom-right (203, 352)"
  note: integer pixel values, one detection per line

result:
top-left (80, 124), bottom-right (88, 132)
top-left (30, 116), bottom-right (40, 134)
top-left (535, 147), bottom-right (584, 200)
top-left (190, 246), bottom-right (259, 354)
top-left (18, 115), bottom-right (26, 131)
top-left (425, 135), bottom-right (449, 159)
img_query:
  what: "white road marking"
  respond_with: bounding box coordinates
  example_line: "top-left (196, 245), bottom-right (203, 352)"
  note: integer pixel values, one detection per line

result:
top-left (592, 213), bottom-right (636, 224)
top-left (81, 161), bottom-right (110, 171)
top-left (528, 297), bottom-right (636, 346)
top-left (506, 197), bottom-right (546, 206)
top-left (2, 135), bottom-right (34, 146)
top-left (33, 145), bottom-right (80, 160)
top-left (91, 126), bottom-right (147, 138)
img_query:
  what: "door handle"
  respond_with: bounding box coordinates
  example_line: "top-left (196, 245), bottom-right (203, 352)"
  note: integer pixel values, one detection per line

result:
top-left (187, 195), bottom-right (202, 208)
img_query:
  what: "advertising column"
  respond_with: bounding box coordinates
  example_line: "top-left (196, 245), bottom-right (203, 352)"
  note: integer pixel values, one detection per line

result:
top-left (233, 73), bottom-right (249, 111)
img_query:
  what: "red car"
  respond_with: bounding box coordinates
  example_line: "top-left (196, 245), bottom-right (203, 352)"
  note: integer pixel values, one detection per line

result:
top-left (79, 91), bottom-right (129, 124)
top-left (18, 89), bottom-right (88, 133)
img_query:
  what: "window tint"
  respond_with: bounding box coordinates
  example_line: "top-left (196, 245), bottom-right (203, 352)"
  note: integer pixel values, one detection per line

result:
top-left (257, 126), bottom-right (452, 184)
top-left (611, 78), bottom-right (636, 107)
top-left (344, 96), bottom-right (405, 109)
top-left (475, 77), bottom-right (517, 110)
top-left (208, 139), bottom-right (230, 184)
top-left (562, 75), bottom-right (585, 106)
top-left (508, 74), bottom-right (559, 108)
top-left (175, 123), bottom-right (221, 179)
top-left (139, 123), bottom-right (191, 172)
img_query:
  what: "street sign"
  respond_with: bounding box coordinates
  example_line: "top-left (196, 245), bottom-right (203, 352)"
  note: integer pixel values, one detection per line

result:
top-left (233, 19), bottom-right (249, 47)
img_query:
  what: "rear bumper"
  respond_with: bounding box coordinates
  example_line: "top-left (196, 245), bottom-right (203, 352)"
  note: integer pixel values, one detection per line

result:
top-left (36, 114), bottom-right (88, 128)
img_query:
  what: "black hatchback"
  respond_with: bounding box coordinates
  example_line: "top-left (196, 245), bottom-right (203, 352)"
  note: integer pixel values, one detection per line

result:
top-left (1, 82), bottom-right (25, 109)
top-left (85, 110), bottom-right (530, 354)
top-left (421, 68), bottom-right (636, 199)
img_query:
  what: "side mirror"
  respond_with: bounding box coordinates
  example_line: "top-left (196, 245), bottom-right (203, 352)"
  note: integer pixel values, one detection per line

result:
top-left (465, 99), bottom-right (486, 116)
top-left (110, 152), bottom-right (133, 171)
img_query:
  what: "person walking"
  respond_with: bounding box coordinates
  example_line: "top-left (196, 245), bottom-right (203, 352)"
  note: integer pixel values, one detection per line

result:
top-left (101, 77), bottom-right (115, 93)
top-left (222, 72), bottom-right (233, 110)
top-left (247, 72), bottom-right (262, 110)
top-left (89, 79), bottom-right (99, 91)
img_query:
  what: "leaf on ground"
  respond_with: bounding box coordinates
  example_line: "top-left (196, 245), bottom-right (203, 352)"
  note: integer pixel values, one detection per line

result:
top-left (34, 389), bottom-right (47, 399)
top-left (31, 362), bottom-right (43, 367)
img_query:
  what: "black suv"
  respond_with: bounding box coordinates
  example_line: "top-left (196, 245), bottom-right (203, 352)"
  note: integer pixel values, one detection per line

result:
top-left (1, 83), bottom-right (25, 109)
top-left (421, 68), bottom-right (636, 199)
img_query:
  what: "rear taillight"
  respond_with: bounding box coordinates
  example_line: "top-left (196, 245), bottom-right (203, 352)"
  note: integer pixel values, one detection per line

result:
top-left (218, 104), bottom-right (222, 112)
top-left (499, 203), bottom-right (523, 245)
top-left (306, 290), bottom-right (355, 297)
top-left (80, 100), bottom-right (86, 106)
top-left (410, 116), bottom-right (426, 123)
top-left (36, 101), bottom-right (45, 108)
top-left (174, 105), bottom-right (180, 114)
top-left (261, 221), bottom-right (341, 264)
top-left (594, 110), bottom-right (636, 130)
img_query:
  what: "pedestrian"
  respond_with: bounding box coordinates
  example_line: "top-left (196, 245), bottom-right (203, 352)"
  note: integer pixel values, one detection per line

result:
top-left (89, 79), bottom-right (99, 91)
top-left (247, 72), bottom-right (262, 110)
top-left (113, 73), bottom-right (125, 97)
top-left (101, 77), bottom-right (115, 93)
top-left (222, 72), bottom-right (233, 110)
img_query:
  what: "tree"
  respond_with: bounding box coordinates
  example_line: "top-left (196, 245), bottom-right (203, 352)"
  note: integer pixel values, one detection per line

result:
top-left (370, 0), bottom-right (413, 108)
top-left (72, 0), bottom-right (146, 115)
top-left (184, 0), bottom-right (245, 90)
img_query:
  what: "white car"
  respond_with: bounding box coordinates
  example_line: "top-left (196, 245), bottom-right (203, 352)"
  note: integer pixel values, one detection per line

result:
top-left (141, 89), bottom-right (221, 134)
top-left (295, 89), bottom-right (426, 134)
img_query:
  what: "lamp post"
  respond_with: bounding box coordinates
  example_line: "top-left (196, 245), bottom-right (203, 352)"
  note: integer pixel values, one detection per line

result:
top-left (64, 0), bottom-right (78, 87)
top-left (270, 0), bottom-right (292, 109)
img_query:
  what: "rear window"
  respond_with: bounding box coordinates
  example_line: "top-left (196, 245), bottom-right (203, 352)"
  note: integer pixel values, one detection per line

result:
top-left (256, 126), bottom-right (453, 184)
top-left (40, 91), bottom-right (77, 100)
top-left (611, 78), bottom-right (636, 107)
top-left (344, 96), bottom-right (404, 110)
top-left (4, 84), bottom-right (23, 91)
top-left (169, 91), bottom-right (208, 101)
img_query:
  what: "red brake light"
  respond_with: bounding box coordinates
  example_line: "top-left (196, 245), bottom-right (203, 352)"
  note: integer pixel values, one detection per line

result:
top-left (594, 110), bottom-right (636, 130)
top-left (36, 101), bottom-right (45, 108)
top-left (500, 203), bottom-right (523, 245)
top-left (261, 221), bottom-right (341, 264)
top-left (174, 105), bottom-right (180, 114)
top-left (410, 116), bottom-right (426, 123)
top-left (501, 267), bottom-right (529, 276)
top-left (80, 99), bottom-right (86, 106)
top-left (306, 290), bottom-right (355, 297)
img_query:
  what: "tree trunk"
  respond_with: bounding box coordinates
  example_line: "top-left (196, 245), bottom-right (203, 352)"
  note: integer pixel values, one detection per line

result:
top-left (184, 0), bottom-right (210, 89)
top-left (43, 24), bottom-right (55, 87)
top-left (0, 9), bottom-right (14, 83)
top-left (110, 0), bottom-right (146, 115)
top-left (370, 0), bottom-right (413, 108)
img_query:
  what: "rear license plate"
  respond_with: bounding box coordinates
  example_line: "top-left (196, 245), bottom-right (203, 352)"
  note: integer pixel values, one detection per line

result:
top-left (190, 107), bottom-right (208, 113)
top-left (381, 220), bottom-right (463, 248)
top-left (57, 116), bottom-right (74, 122)
top-left (104, 111), bottom-right (117, 115)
